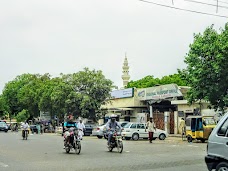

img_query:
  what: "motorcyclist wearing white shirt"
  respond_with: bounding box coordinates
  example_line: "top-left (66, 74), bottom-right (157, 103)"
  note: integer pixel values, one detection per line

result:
top-left (21, 120), bottom-right (30, 137)
top-left (77, 119), bottom-right (85, 140)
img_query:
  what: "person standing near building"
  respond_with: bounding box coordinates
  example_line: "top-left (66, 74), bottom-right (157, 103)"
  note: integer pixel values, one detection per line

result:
top-left (77, 119), bottom-right (85, 140)
top-left (146, 117), bottom-right (156, 143)
top-left (178, 118), bottom-right (186, 135)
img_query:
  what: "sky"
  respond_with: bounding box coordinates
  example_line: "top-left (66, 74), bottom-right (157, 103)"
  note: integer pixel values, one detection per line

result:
top-left (0, 0), bottom-right (227, 93)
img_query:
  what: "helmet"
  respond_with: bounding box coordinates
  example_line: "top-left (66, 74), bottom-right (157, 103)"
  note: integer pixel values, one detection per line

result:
top-left (110, 114), bottom-right (117, 122)
top-left (110, 114), bottom-right (117, 118)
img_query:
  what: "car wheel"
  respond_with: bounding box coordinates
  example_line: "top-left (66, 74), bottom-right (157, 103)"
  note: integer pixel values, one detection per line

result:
top-left (159, 133), bottom-right (166, 140)
top-left (216, 162), bottom-right (228, 171)
top-left (97, 135), bottom-right (103, 139)
top-left (132, 133), bottom-right (139, 141)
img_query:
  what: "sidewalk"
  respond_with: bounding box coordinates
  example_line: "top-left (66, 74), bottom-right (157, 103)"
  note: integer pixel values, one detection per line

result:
top-left (168, 134), bottom-right (182, 138)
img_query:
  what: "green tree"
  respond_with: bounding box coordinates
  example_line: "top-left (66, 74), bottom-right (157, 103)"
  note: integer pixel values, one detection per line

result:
top-left (126, 73), bottom-right (187, 88)
top-left (0, 95), bottom-right (8, 118)
top-left (65, 68), bottom-right (113, 121)
top-left (1, 68), bottom-right (113, 122)
top-left (183, 24), bottom-right (228, 111)
top-left (15, 109), bottom-right (30, 123)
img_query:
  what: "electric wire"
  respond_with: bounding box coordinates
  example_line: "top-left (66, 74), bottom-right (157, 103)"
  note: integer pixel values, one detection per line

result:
top-left (138, 0), bottom-right (228, 18)
top-left (185, 0), bottom-right (228, 10)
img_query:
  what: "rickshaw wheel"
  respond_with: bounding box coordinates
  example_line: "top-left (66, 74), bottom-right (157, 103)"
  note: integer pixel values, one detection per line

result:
top-left (187, 135), bottom-right (192, 143)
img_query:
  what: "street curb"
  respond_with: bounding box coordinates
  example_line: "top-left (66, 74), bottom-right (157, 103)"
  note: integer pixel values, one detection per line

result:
top-left (168, 134), bottom-right (182, 138)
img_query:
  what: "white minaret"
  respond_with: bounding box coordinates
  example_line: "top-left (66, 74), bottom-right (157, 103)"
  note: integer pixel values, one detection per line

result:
top-left (121, 54), bottom-right (130, 88)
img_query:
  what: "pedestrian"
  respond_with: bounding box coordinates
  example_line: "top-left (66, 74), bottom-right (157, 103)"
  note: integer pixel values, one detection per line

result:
top-left (146, 117), bottom-right (156, 143)
top-left (77, 119), bottom-right (85, 140)
top-left (179, 118), bottom-right (186, 135)
top-left (40, 123), bottom-right (44, 134)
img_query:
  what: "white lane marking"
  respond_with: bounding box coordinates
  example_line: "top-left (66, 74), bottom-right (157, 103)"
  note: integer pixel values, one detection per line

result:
top-left (0, 162), bottom-right (9, 167)
top-left (188, 145), bottom-right (198, 148)
top-left (125, 151), bottom-right (130, 153)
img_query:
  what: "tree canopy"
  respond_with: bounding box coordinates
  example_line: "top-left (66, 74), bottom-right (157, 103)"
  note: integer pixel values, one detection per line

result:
top-left (1, 68), bottom-right (113, 122)
top-left (126, 73), bottom-right (187, 88)
top-left (182, 24), bottom-right (228, 111)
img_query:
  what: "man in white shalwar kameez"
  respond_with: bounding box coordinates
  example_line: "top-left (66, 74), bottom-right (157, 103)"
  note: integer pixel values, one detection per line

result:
top-left (77, 119), bottom-right (85, 140)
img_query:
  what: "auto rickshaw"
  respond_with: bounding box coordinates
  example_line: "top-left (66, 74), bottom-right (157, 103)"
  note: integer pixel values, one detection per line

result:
top-left (185, 116), bottom-right (216, 143)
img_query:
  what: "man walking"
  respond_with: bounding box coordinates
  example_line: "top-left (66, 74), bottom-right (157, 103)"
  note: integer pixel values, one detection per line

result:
top-left (146, 117), bottom-right (156, 143)
top-left (77, 119), bottom-right (85, 140)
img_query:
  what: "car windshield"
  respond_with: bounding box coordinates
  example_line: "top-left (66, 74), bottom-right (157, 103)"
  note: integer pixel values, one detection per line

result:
top-left (123, 123), bottom-right (131, 128)
top-left (0, 122), bottom-right (6, 127)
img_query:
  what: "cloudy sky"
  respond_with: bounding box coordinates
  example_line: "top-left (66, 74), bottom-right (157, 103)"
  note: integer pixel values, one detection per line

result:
top-left (0, 0), bottom-right (227, 93)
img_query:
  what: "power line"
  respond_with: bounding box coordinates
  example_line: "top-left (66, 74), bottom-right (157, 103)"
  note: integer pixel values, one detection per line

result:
top-left (138, 0), bottom-right (228, 18)
top-left (212, 0), bottom-right (228, 5)
top-left (185, 0), bottom-right (228, 10)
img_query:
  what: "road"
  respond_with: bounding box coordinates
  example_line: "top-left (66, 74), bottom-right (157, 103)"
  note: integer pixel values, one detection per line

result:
top-left (0, 132), bottom-right (208, 171)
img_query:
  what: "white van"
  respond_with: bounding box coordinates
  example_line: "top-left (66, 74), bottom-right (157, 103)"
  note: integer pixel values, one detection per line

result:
top-left (205, 112), bottom-right (228, 171)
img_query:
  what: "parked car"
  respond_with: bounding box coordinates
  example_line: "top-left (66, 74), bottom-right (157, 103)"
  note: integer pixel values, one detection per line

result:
top-left (84, 124), bottom-right (94, 136)
top-left (92, 121), bottom-right (129, 139)
top-left (121, 122), bottom-right (168, 140)
top-left (92, 124), bottom-right (106, 139)
top-left (205, 112), bottom-right (228, 171)
top-left (30, 125), bottom-right (38, 134)
top-left (0, 122), bottom-right (8, 132)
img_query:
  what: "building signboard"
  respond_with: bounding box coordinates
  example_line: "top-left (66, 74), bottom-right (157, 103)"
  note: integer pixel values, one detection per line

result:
top-left (111, 88), bottom-right (134, 99)
top-left (137, 84), bottom-right (183, 101)
top-left (40, 111), bottom-right (51, 120)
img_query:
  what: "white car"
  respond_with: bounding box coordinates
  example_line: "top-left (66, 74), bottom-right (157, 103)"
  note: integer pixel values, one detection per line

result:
top-left (121, 122), bottom-right (168, 141)
top-left (92, 124), bottom-right (106, 139)
top-left (92, 122), bottom-right (129, 139)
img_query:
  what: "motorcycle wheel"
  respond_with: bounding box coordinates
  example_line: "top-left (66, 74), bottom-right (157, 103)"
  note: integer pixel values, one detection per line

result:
top-left (108, 146), bottom-right (113, 152)
top-left (25, 131), bottom-right (27, 140)
top-left (75, 141), bottom-right (81, 155)
top-left (117, 141), bottom-right (123, 153)
top-left (65, 147), bottom-right (70, 153)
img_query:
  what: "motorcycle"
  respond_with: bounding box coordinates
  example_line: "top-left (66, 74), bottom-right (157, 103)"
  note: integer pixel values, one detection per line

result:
top-left (64, 128), bottom-right (81, 154)
top-left (22, 129), bottom-right (28, 140)
top-left (106, 129), bottom-right (123, 153)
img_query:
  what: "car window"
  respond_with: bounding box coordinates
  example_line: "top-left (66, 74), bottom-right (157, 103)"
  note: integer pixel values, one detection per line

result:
top-left (137, 124), bottom-right (145, 129)
top-left (121, 123), bottom-right (128, 127)
top-left (123, 123), bottom-right (131, 128)
top-left (217, 118), bottom-right (228, 137)
top-left (130, 123), bottom-right (137, 128)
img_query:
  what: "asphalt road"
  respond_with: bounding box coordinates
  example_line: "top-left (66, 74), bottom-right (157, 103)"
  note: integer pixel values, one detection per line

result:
top-left (0, 132), bottom-right (208, 171)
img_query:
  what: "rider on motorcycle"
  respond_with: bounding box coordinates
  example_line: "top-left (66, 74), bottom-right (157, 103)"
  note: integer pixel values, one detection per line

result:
top-left (63, 114), bottom-right (77, 148)
top-left (106, 114), bottom-right (122, 146)
top-left (21, 120), bottom-right (29, 137)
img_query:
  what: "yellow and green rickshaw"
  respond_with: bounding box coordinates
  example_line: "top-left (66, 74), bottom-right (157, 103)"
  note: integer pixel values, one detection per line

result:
top-left (185, 116), bottom-right (216, 143)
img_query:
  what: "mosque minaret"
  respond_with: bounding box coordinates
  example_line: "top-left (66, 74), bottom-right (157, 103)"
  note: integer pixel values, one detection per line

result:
top-left (121, 55), bottom-right (130, 88)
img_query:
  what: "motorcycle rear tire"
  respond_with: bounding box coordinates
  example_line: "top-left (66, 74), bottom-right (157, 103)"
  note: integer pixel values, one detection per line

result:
top-left (65, 147), bottom-right (70, 153)
top-left (25, 132), bottom-right (27, 140)
top-left (108, 146), bottom-right (113, 152)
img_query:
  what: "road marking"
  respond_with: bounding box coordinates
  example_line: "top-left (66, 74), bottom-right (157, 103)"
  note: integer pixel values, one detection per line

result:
top-left (125, 151), bottom-right (130, 153)
top-left (171, 145), bottom-right (178, 147)
top-left (188, 145), bottom-right (198, 148)
top-left (0, 162), bottom-right (9, 167)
